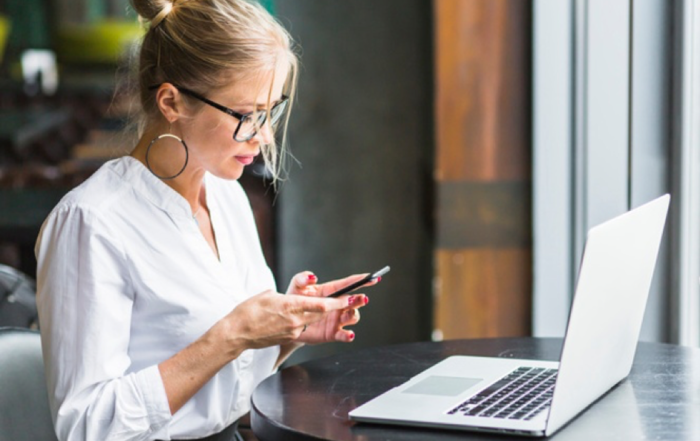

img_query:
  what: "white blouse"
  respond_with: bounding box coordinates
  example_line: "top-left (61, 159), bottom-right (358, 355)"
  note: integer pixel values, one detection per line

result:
top-left (35, 156), bottom-right (280, 441)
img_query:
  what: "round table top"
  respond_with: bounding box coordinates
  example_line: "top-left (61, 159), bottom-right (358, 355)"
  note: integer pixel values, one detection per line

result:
top-left (250, 337), bottom-right (700, 441)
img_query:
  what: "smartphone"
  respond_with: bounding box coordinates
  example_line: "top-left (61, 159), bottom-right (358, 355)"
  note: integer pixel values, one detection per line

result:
top-left (327, 266), bottom-right (390, 298)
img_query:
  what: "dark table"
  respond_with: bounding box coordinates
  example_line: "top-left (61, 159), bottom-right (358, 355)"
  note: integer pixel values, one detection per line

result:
top-left (250, 337), bottom-right (700, 441)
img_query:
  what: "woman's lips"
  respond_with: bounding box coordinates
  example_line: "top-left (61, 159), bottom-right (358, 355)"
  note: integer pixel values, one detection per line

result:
top-left (235, 155), bottom-right (257, 165)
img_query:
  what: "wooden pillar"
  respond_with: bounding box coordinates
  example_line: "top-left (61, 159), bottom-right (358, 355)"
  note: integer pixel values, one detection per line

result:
top-left (433, 0), bottom-right (532, 339)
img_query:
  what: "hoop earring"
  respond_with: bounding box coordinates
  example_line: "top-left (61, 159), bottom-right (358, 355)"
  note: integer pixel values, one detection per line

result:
top-left (145, 133), bottom-right (189, 180)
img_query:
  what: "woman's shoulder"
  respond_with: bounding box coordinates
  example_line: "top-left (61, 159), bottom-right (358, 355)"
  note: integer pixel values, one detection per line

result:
top-left (50, 157), bottom-right (136, 219)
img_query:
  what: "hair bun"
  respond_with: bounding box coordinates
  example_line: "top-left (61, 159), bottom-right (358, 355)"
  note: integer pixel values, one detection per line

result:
top-left (131, 0), bottom-right (172, 23)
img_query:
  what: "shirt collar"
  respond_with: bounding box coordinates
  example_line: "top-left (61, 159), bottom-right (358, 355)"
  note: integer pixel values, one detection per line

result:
top-left (114, 156), bottom-right (195, 220)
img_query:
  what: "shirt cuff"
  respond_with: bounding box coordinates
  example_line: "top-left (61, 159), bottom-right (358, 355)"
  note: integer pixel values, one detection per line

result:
top-left (136, 365), bottom-right (172, 432)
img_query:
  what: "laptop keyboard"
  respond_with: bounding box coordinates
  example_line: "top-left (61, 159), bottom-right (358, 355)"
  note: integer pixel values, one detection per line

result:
top-left (447, 367), bottom-right (558, 421)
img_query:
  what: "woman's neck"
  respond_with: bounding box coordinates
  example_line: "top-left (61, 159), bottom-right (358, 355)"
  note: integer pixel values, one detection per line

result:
top-left (131, 125), bottom-right (206, 213)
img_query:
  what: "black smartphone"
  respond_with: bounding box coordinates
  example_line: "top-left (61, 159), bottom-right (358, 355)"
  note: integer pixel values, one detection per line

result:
top-left (327, 266), bottom-right (390, 298)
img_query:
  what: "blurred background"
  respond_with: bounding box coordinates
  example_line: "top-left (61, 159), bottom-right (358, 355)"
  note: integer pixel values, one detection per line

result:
top-left (1, 0), bottom-right (699, 365)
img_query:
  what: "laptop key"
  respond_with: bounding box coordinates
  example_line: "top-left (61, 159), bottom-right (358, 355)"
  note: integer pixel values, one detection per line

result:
top-left (448, 366), bottom-right (558, 419)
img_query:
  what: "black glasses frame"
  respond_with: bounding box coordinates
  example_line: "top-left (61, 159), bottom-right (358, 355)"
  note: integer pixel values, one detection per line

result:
top-left (148, 84), bottom-right (289, 142)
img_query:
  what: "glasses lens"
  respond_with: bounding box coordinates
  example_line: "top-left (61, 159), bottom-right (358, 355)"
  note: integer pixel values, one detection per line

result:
top-left (233, 98), bottom-right (289, 142)
top-left (270, 99), bottom-right (289, 126)
top-left (235, 113), bottom-right (265, 141)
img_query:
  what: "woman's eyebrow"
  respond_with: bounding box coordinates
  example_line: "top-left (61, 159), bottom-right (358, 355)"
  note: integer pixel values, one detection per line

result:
top-left (235, 96), bottom-right (285, 108)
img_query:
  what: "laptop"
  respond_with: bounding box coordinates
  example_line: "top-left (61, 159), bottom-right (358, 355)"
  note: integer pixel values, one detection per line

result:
top-left (349, 194), bottom-right (670, 437)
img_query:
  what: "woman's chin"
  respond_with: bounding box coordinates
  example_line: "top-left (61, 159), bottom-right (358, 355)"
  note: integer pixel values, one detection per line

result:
top-left (210, 163), bottom-right (245, 181)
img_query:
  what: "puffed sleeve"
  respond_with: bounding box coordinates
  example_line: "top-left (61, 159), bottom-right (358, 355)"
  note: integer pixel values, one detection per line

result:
top-left (35, 205), bottom-right (172, 441)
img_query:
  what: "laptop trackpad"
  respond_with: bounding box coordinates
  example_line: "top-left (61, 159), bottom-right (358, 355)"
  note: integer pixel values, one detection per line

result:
top-left (402, 376), bottom-right (482, 397)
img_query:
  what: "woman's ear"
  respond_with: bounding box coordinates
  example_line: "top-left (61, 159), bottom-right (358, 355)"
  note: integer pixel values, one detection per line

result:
top-left (154, 83), bottom-right (183, 123)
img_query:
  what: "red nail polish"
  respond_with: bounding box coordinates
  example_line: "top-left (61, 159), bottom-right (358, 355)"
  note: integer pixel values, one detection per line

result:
top-left (364, 296), bottom-right (369, 305)
top-left (349, 332), bottom-right (355, 341)
top-left (307, 274), bottom-right (317, 282)
top-left (377, 276), bottom-right (382, 283)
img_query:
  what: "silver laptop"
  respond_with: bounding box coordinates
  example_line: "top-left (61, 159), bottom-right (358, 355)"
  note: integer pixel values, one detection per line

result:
top-left (349, 194), bottom-right (670, 437)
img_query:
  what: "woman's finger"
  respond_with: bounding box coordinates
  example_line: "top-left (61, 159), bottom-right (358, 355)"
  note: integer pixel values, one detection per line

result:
top-left (334, 329), bottom-right (356, 342)
top-left (340, 308), bottom-right (361, 327)
top-left (288, 293), bottom-right (350, 315)
top-left (347, 294), bottom-right (368, 308)
top-left (286, 271), bottom-right (318, 295)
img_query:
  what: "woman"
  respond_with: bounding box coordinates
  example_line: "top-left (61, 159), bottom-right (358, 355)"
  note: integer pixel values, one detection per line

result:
top-left (35, 1), bottom-right (372, 440)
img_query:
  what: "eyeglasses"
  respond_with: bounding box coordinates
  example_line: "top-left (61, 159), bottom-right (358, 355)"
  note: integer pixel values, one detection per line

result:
top-left (149, 84), bottom-right (289, 142)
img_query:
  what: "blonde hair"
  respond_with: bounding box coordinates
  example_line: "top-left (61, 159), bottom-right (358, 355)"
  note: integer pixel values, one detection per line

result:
top-left (130, 0), bottom-right (298, 183)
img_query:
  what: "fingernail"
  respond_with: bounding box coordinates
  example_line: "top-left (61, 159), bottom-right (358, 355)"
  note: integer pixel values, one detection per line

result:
top-left (377, 276), bottom-right (382, 283)
top-left (364, 296), bottom-right (369, 305)
top-left (307, 274), bottom-right (317, 283)
top-left (349, 332), bottom-right (355, 341)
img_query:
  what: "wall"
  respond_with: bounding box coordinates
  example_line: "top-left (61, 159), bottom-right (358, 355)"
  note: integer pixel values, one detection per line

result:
top-left (273, 0), bottom-right (434, 363)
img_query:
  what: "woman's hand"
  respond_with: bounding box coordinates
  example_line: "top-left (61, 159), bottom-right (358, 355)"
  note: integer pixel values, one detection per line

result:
top-left (214, 290), bottom-right (350, 356)
top-left (285, 271), bottom-right (378, 344)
